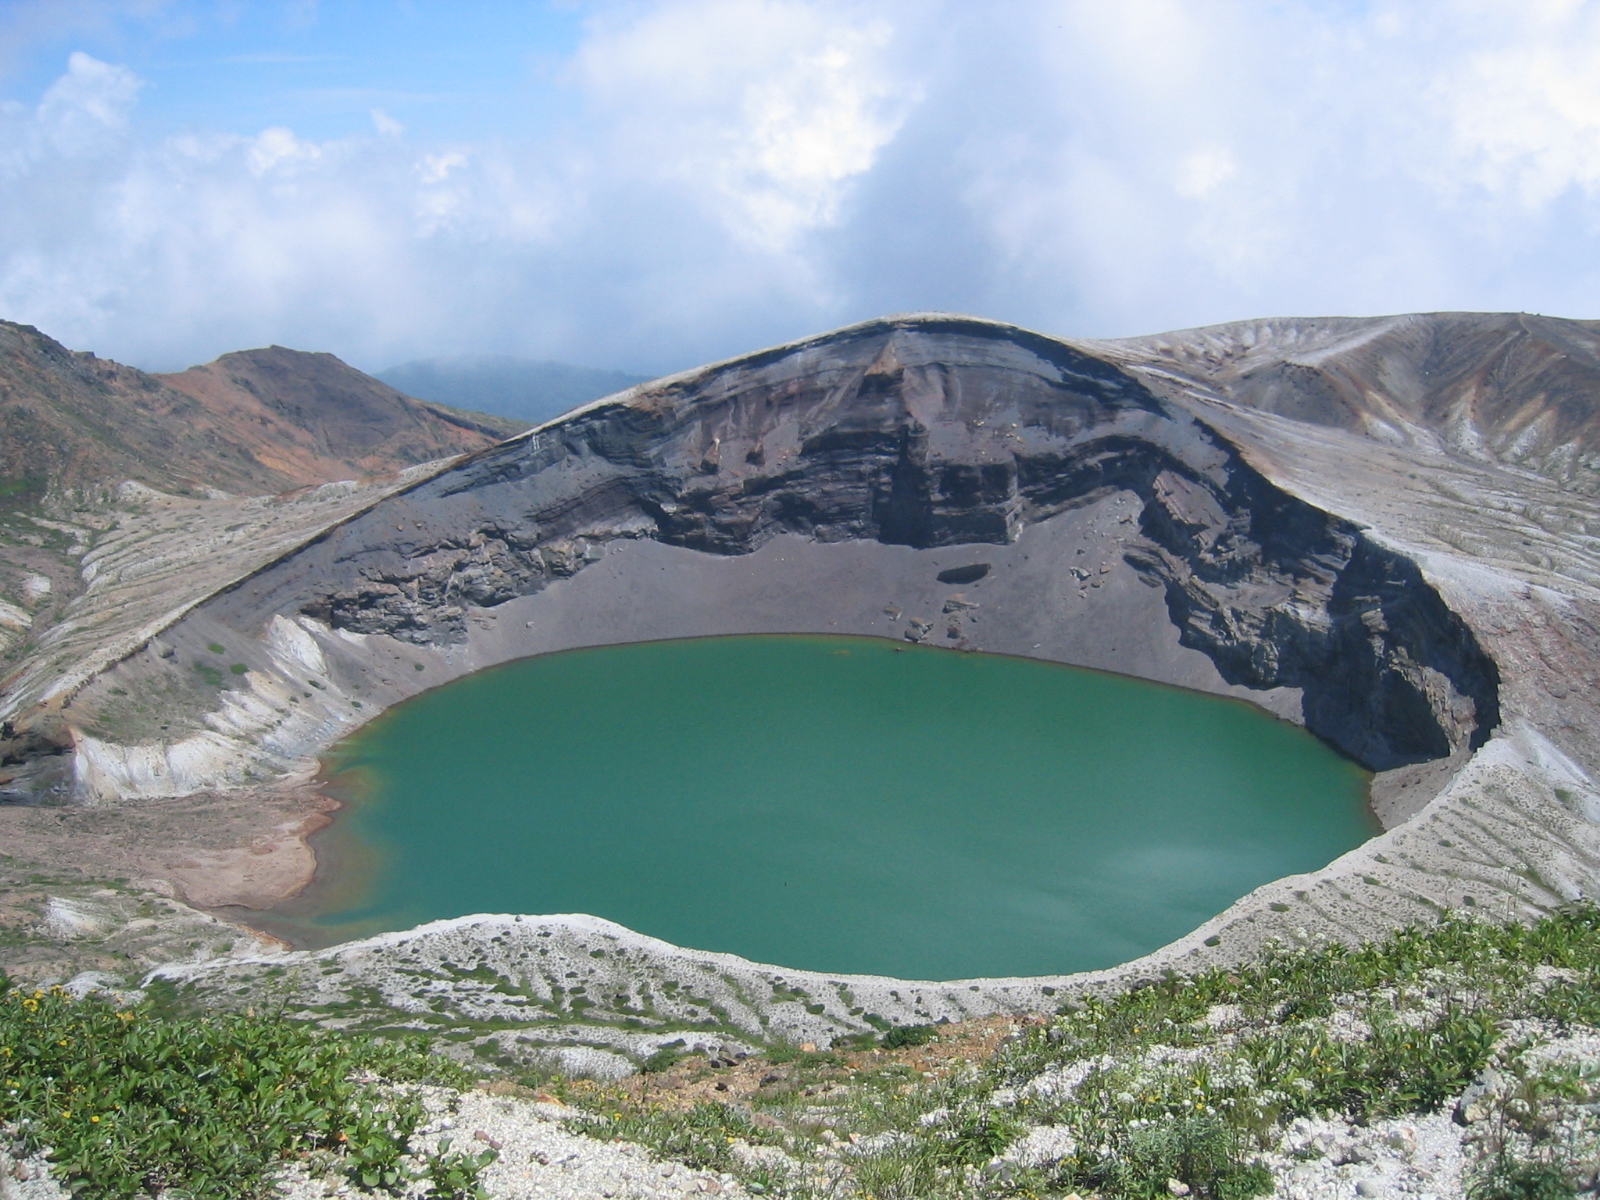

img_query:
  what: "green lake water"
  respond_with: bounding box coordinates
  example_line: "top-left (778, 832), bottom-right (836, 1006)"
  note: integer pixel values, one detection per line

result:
top-left (313, 635), bottom-right (1374, 980)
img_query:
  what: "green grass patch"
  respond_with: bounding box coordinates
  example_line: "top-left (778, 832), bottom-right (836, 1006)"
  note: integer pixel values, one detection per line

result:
top-left (0, 977), bottom-right (490, 1199)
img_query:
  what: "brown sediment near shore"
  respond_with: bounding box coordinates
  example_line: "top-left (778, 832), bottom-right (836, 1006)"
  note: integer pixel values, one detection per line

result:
top-left (230, 768), bottom-right (394, 951)
top-left (166, 788), bottom-right (339, 911)
top-left (0, 783), bottom-right (334, 907)
top-left (0, 780), bottom-right (338, 966)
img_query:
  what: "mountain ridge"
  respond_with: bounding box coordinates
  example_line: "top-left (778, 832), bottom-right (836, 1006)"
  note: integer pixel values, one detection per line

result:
top-left (0, 321), bottom-right (524, 504)
top-left (1089, 310), bottom-right (1600, 491)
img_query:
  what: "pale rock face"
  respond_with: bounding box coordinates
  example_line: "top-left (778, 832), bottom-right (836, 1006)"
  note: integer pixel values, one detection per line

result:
top-left (40, 895), bottom-right (114, 938)
top-left (0, 600), bottom-right (32, 631)
top-left (266, 613), bottom-right (329, 677)
top-left (72, 730), bottom-right (243, 801)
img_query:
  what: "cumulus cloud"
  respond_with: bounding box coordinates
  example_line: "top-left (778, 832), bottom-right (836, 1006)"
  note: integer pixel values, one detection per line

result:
top-left (369, 108), bottom-right (403, 138)
top-left (575, 0), bottom-right (914, 252)
top-left (2, 0), bottom-right (1600, 376)
top-left (1432, 0), bottom-right (1600, 206)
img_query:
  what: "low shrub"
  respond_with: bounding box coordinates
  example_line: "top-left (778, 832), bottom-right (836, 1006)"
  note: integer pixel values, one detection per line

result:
top-left (1098, 1113), bottom-right (1271, 1200)
top-left (880, 1023), bottom-right (938, 1050)
top-left (577, 1101), bottom-right (766, 1173)
top-left (1470, 1156), bottom-right (1579, 1200)
top-left (0, 984), bottom-right (477, 1199)
top-left (641, 1043), bottom-right (686, 1074)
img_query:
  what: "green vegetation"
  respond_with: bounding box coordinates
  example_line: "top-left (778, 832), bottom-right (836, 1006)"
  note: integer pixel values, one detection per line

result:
top-left (0, 977), bottom-right (493, 1199)
top-left (1104, 1115), bottom-right (1271, 1200)
top-left (6, 907), bottom-right (1597, 1198)
top-left (576, 1101), bottom-right (779, 1175)
top-left (0, 475), bottom-right (46, 509)
top-left (880, 1023), bottom-right (938, 1049)
top-left (641, 1041), bottom-right (687, 1073)
top-left (569, 907), bottom-right (1600, 1199)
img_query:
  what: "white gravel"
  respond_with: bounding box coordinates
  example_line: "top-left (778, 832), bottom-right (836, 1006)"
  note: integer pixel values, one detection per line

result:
top-left (269, 1088), bottom-right (748, 1200)
top-left (1261, 1112), bottom-right (1469, 1199)
top-left (0, 1144), bottom-right (66, 1200)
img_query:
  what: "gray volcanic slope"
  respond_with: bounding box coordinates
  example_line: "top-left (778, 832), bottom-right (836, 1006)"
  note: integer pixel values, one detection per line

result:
top-left (41, 312), bottom-right (1600, 1058)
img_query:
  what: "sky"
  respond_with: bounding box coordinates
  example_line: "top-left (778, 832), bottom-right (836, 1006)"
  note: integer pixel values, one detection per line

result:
top-left (3, 0), bottom-right (1600, 376)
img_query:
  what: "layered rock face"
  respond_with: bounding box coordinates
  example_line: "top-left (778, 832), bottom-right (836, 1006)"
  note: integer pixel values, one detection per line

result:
top-left (196, 316), bottom-right (1492, 773)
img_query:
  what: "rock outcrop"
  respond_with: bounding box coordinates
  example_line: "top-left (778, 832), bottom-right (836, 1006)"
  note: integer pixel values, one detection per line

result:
top-left (88, 315), bottom-right (1497, 774)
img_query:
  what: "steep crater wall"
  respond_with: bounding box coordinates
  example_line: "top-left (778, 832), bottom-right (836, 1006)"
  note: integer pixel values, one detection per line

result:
top-left (71, 316), bottom-right (1500, 786)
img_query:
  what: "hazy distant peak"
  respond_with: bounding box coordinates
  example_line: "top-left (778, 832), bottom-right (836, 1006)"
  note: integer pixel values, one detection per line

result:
top-left (376, 356), bottom-right (652, 426)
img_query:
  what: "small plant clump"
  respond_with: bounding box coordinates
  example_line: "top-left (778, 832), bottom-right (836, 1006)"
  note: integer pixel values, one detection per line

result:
top-left (0, 977), bottom-right (492, 1199)
top-left (880, 1022), bottom-right (938, 1049)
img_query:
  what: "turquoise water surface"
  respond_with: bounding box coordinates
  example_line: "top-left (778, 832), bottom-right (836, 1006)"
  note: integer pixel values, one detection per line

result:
top-left (314, 635), bottom-right (1373, 979)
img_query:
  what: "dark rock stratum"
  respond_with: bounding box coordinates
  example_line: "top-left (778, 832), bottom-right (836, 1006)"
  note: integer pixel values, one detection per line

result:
top-left (270, 315), bottom-right (1493, 772)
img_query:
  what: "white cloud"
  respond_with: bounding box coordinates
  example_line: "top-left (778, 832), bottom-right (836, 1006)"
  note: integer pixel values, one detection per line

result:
top-left (1, 49), bottom-right (141, 175)
top-left (574, 0), bottom-right (916, 251)
top-left (5, 2), bottom-right (1600, 377)
top-left (1175, 147), bottom-right (1237, 202)
top-left (370, 107), bottom-right (403, 138)
top-left (246, 126), bottom-right (321, 175)
top-left (1431, 1), bottom-right (1600, 206)
top-left (37, 50), bottom-right (141, 149)
top-left (417, 150), bottom-right (466, 185)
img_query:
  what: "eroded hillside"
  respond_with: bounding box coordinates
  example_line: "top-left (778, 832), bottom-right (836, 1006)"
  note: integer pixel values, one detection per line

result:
top-left (0, 324), bottom-right (523, 798)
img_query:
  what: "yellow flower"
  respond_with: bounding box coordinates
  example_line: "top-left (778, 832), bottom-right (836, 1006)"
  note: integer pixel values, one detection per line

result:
top-left (90, 1116), bottom-right (100, 1123)
top-left (61, 1111), bottom-right (71, 1119)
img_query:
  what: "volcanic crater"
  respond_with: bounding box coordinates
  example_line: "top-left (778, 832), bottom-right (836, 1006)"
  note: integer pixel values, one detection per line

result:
top-left (7, 311), bottom-right (1600, 1056)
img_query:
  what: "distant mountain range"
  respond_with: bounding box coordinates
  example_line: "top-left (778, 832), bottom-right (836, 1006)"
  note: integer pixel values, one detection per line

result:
top-left (0, 322), bottom-right (525, 504)
top-left (375, 356), bottom-right (652, 427)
